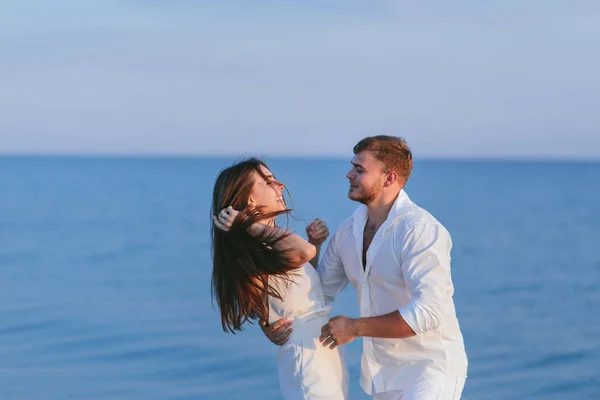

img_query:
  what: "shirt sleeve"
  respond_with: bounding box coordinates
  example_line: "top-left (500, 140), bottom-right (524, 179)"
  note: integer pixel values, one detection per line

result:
top-left (317, 227), bottom-right (349, 307)
top-left (397, 222), bottom-right (454, 335)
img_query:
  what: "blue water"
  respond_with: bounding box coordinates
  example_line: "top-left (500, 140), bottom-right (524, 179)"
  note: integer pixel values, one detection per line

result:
top-left (1, 156), bottom-right (599, 399)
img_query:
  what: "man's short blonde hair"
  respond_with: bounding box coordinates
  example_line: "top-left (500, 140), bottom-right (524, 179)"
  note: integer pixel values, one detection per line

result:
top-left (353, 135), bottom-right (413, 183)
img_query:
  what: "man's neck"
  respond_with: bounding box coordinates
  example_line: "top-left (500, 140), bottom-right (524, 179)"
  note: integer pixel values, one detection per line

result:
top-left (365, 189), bottom-right (401, 227)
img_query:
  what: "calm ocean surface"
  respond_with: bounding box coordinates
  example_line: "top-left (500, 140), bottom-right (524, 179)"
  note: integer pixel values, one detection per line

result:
top-left (0, 156), bottom-right (599, 400)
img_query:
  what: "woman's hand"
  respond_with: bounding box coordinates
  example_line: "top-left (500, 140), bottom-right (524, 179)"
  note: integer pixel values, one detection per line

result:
top-left (306, 218), bottom-right (329, 246)
top-left (212, 206), bottom-right (240, 232)
top-left (260, 318), bottom-right (293, 346)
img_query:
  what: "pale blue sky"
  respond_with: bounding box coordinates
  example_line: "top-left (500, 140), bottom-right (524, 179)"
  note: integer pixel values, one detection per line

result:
top-left (1, 1), bottom-right (599, 158)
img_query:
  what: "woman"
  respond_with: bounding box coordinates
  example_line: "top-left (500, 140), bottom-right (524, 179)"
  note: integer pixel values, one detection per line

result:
top-left (211, 158), bottom-right (349, 400)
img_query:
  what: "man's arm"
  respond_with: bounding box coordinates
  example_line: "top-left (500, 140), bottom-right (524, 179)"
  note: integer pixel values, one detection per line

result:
top-left (396, 222), bottom-right (452, 335)
top-left (317, 225), bottom-right (349, 307)
top-left (321, 222), bottom-right (452, 348)
top-left (354, 311), bottom-right (416, 338)
top-left (320, 311), bottom-right (415, 348)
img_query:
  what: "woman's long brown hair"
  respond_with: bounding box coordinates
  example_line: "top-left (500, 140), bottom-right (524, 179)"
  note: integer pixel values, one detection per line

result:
top-left (211, 158), bottom-right (298, 333)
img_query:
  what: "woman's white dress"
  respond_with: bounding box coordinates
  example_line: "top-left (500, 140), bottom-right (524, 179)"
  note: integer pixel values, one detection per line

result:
top-left (268, 263), bottom-right (349, 400)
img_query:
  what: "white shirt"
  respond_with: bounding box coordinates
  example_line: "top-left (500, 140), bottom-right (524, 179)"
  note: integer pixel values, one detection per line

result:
top-left (268, 263), bottom-right (330, 326)
top-left (318, 190), bottom-right (468, 394)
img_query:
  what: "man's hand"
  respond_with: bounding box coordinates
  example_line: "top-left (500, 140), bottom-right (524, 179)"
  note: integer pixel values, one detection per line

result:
top-left (260, 318), bottom-right (293, 346)
top-left (306, 218), bottom-right (329, 246)
top-left (320, 315), bottom-right (358, 349)
top-left (212, 206), bottom-right (240, 232)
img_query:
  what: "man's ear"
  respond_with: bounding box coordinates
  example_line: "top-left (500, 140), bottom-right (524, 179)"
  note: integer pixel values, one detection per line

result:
top-left (383, 171), bottom-right (398, 188)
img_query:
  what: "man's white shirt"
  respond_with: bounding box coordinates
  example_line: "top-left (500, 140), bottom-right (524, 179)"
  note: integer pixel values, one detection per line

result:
top-left (318, 190), bottom-right (468, 395)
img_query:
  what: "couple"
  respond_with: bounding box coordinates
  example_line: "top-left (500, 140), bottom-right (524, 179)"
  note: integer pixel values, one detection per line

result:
top-left (210, 136), bottom-right (468, 400)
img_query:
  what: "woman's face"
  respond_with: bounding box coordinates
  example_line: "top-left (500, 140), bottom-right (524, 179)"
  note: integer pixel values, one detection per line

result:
top-left (248, 165), bottom-right (286, 214)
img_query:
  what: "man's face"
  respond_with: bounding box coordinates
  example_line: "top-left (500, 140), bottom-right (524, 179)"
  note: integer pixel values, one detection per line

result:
top-left (346, 151), bottom-right (388, 205)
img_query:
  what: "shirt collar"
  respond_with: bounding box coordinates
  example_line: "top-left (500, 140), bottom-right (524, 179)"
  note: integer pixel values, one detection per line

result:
top-left (352, 189), bottom-right (414, 227)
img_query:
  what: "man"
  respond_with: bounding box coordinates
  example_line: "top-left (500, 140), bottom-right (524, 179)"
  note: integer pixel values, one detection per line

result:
top-left (264, 136), bottom-right (468, 399)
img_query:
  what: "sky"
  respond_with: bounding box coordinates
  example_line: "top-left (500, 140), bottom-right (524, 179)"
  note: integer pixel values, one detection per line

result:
top-left (1, 0), bottom-right (599, 158)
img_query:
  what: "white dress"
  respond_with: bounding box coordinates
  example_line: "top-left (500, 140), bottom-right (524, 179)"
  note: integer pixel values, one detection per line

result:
top-left (268, 263), bottom-right (349, 400)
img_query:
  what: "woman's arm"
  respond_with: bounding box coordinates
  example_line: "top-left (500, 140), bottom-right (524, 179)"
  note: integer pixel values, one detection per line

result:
top-left (248, 222), bottom-right (316, 267)
top-left (213, 207), bottom-right (317, 267)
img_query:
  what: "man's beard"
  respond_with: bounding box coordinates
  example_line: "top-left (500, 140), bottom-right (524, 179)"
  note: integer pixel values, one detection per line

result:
top-left (348, 185), bottom-right (380, 205)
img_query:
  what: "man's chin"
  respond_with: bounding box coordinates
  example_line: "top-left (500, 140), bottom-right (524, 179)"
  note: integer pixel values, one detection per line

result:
top-left (348, 191), bottom-right (363, 202)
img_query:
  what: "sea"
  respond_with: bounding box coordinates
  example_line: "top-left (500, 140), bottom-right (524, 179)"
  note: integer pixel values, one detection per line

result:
top-left (1, 156), bottom-right (599, 399)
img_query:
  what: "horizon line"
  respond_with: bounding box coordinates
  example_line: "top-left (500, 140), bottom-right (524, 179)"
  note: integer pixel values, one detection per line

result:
top-left (1, 152), bottom-right (599, 163)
